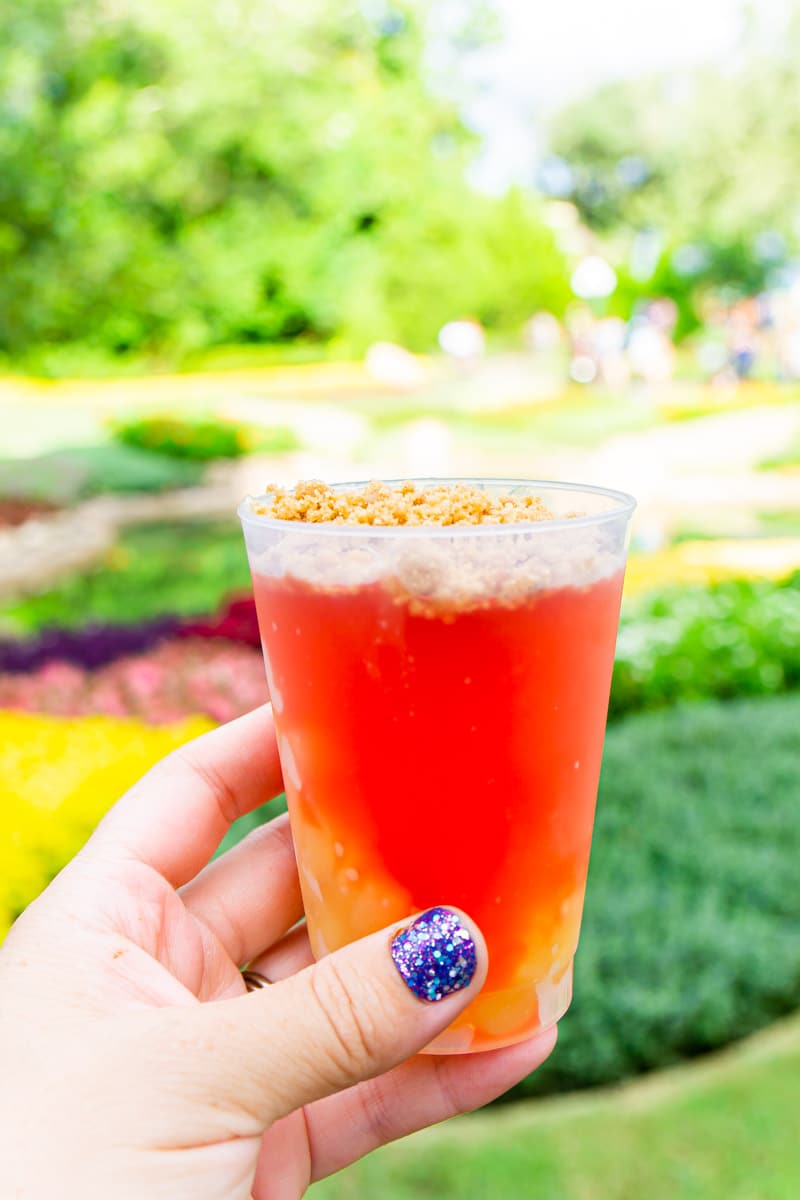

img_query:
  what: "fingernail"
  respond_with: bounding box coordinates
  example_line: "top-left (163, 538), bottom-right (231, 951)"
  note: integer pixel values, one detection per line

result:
top-left (390, 907), bottom-right (478, 1002)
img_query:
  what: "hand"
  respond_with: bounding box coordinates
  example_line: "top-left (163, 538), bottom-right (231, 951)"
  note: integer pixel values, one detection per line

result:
top-left (0, 706), bottom-right (556, 1200)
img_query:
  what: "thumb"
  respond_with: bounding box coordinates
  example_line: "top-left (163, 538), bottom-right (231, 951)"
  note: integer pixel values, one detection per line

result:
top-left (175, 907), bottom-right (487, 1125)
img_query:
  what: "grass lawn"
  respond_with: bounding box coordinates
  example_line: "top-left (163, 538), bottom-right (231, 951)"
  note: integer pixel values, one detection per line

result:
top-left (313, 1014), bottom-right (800, 1200)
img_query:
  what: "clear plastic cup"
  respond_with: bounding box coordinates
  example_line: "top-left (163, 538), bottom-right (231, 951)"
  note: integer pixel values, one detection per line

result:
top-left (239, 479), bottom-right (635, 1053)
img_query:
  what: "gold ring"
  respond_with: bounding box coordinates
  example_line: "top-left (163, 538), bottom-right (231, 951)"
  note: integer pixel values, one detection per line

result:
top-left (242, 969), bottom-right (272, 991)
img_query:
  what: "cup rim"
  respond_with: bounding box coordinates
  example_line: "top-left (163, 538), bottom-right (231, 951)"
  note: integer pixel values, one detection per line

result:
top-left (238, 478), bottom-right (636, 538)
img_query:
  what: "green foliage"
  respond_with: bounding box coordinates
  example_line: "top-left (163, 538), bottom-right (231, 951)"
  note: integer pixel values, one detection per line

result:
top-left (2, 520), bottom-right (251, 633)
top-left (512, 694), bottom-right (800, 1097)
top-left (355, 187), bottom-right (571, 348)
top-left (0, 444), bottom-right (203, 503)
top-left (0, 0), bottom-right (568, 364)
top-left (612, 574), bottom-right (800, 717)
top-left (111, 414), bottom-right (299, 461)
top-left (550, 51), bottom-right (800, 245)
top-left (548, 38), bottom-right (800, 324)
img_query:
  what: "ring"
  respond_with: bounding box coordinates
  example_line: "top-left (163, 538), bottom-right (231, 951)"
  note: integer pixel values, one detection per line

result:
top-left (242, 969), bottom-right (272, 991)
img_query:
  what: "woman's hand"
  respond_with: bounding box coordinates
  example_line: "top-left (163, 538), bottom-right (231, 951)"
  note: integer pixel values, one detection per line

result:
top-left (0, 706), bottom-right (555, 1200)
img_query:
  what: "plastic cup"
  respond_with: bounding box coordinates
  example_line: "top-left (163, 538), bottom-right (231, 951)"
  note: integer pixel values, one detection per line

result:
top-left (239, 479), bottom-right (635, 1053)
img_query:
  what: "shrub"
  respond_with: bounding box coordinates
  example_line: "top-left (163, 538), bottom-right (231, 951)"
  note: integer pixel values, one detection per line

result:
top-left (112, 415), bottom-right (299, 461)
top-left (611, 573), bottom-right (800, 717)
top-left (113, 415), bottom-right (244, 460)
top-left (511, 694), bottom-right (800, 1096)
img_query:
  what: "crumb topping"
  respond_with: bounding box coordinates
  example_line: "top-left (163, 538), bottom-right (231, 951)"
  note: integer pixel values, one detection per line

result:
top-left (255, 480), bottom-right (555, 526)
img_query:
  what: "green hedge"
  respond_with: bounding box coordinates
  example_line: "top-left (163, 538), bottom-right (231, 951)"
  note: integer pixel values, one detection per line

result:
top-left (612, 573), bottom-right (800, 717)
top-left (112, 415), bottom-right (299, 461)
top-left (512, 694), bottom-right (800, 1095)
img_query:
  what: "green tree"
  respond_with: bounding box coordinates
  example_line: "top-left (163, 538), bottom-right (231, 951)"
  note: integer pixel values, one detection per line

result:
top-left (0, 0), bottom-right (568, 364)
top-left (546, 17), bottom-right (800, 319)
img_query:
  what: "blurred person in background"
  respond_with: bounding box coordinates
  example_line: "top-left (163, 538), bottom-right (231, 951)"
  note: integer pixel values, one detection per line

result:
top-left (524, 311), bottom-right (564, 354)
top-left (626, 301), bottom-right (676, 385)
top-left (727, 298), bottom-right (760, 380)
top-left (770, 286), bottom-right (800, 381)
top-left (593, 316), bottom-right (630, 389)
top-left (438, 319), bottom-right (486, 371)
top-left (565, 304), bottom-right (599, 384)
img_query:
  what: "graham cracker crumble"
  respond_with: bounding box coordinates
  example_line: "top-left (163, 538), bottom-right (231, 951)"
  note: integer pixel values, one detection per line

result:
top-left (256, 480), bottom-right (556, 526)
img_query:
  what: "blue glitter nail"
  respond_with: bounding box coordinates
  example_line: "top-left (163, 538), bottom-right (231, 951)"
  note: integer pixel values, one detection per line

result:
top-left (390, 907), bottom-right (478, 1002)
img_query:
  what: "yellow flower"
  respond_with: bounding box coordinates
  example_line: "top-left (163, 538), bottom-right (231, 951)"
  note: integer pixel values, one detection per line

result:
top-left (625, 539), bottom-right (800, 597)
top-left (0, 712), bottom-right (213, 942)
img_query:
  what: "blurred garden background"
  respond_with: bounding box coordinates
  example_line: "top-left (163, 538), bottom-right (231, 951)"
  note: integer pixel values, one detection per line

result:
top-left (2, 0), bottom-right (800, 1196)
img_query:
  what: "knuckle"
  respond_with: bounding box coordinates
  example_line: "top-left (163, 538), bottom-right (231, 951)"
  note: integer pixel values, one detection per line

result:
top-left (433, 1051), bottom-right (478, 1117)
top-left (171, 744), bottom-right (240, 827)
top-left (358, 1075), bottom-right (398, 1147)
top-left (252, 812), bottom-right (294, 858)
top-left (308, 956), bottom-right (385, 1082)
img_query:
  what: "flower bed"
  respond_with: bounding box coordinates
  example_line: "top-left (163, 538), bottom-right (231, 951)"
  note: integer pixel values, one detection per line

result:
top-left (0, 598), bottom-right (260, 675)
top-left (0, 617), bottom-right (182, 674)
top-left (2, 520), bottom-right (252, 636)
top-left (177, 596), bottom-right (261, 646)
top-left (0, 638), bottom-right (267, 724)
top-left (4, 569), bottom-right (799, 722)
top-left (0, 711), bottom-right (212, 938)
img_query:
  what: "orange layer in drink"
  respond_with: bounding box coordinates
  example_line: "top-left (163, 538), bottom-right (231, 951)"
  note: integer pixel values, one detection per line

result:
top-left (255, 568), bottom-right (624, 1052)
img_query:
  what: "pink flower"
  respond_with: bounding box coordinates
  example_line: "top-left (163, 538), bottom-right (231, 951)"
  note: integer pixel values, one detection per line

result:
top-left (1, 637), bottom-right (268, 724)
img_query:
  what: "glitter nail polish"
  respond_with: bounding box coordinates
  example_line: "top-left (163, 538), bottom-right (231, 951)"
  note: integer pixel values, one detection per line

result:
top-left (390, 907), bottom-right (478, 1002)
